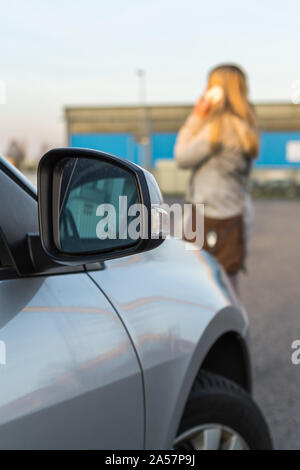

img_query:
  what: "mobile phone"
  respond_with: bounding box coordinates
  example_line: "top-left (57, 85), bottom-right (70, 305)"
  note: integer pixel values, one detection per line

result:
top-left (205, 85), bottom-right (224, 104)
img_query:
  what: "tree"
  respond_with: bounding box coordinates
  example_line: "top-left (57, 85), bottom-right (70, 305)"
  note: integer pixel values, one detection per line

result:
top-left (5, 139), bottom-right (26, 169)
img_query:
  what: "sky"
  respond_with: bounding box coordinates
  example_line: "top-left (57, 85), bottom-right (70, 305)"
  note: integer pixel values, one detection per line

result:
top-left (0, 0), bottom-right (299, 160)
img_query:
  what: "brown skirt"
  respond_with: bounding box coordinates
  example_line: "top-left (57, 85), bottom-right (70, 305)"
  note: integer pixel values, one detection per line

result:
top-left (183, 205), bottom-right (245, 275)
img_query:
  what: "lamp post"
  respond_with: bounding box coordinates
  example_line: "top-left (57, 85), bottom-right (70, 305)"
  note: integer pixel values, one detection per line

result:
top-left (137, 68), bottom-right (146, 105)
top-left (136, 69), bottom-right (151, 169)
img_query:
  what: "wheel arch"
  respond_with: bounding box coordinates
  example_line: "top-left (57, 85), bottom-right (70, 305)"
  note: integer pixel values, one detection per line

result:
top-left (164, 305), bottom-right (251, 448)
top-left (200, 330), bottom-right (252, 394)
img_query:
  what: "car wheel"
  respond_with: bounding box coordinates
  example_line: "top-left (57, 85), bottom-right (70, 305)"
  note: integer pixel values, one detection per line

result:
top-left (174, 371), bottom-right (272, 450)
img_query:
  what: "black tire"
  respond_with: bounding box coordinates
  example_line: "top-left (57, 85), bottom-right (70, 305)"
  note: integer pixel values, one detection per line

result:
top-left (175, 371), bottom-right (273, 450)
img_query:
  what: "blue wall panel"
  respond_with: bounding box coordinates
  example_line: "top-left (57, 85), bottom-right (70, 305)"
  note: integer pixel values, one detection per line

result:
top-left (70, 133), bottom-right (138, 163)
top-left (151, 133), bottom-right (177, 164)
top-left (151, 131), bottom-right (300, 168)
top-left (256, 131), bottom-right (300, 167)
top-left (71, 131), bottom-right (300, 168)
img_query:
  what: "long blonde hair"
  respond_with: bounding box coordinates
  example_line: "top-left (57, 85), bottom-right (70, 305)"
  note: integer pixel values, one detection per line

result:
top-left (206, 64), bottom-right (259, 157)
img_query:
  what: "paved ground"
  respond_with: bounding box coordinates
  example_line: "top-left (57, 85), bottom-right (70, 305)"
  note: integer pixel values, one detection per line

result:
top-left (240, 200), bottom-right (300, 450)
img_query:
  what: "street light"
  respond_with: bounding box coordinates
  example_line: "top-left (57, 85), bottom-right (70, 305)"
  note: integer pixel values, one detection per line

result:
top-left (136, 69), bottom-right (151, 169)
top-left (137, 68), bottom-right (146, 105)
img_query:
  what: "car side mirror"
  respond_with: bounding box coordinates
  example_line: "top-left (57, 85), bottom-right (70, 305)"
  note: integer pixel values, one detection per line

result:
top-left (37, 148), bottom-right (166, 265)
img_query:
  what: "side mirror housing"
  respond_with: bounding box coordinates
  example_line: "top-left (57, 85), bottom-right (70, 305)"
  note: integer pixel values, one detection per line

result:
top-left (37, 148), bottom-right (166, 265)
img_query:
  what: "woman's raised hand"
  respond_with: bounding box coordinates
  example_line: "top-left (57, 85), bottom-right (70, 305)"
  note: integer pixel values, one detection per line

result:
top-left (193, 96), bottom-right (211, 119)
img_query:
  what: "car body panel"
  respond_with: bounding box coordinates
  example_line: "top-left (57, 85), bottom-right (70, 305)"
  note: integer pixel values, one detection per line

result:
top-left (0, 273), bottom-right (144, 449)
top-left (90, 237), bottom-right (249, 449)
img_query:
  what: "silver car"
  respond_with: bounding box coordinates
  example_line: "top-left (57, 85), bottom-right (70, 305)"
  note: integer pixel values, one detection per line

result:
top-left (0, 148), bottom-right (272, 450)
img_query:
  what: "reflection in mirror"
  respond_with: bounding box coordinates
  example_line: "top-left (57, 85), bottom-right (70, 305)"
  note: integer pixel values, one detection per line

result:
top-left (57, 158), bottom-right (140, 254)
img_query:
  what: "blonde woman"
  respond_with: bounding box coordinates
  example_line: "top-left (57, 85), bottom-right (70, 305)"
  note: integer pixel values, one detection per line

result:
top-left (175, 64), bottom-right (259, 290)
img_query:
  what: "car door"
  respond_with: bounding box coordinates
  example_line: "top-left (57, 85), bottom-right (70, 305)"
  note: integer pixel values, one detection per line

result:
top-left (0, 164), bottom-right (144, 449)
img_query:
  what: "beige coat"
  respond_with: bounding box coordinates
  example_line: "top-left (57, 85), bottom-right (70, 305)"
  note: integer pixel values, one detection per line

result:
top-left (175, 113), bottom-right (256, 236)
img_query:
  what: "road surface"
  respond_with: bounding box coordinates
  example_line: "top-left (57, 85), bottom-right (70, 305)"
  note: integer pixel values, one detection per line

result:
top-left (240, 200), bottom-right (300, 450)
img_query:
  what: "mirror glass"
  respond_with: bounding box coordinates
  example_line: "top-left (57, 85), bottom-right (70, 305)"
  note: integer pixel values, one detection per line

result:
top-left (56, 157), bottom-right (141, 254)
